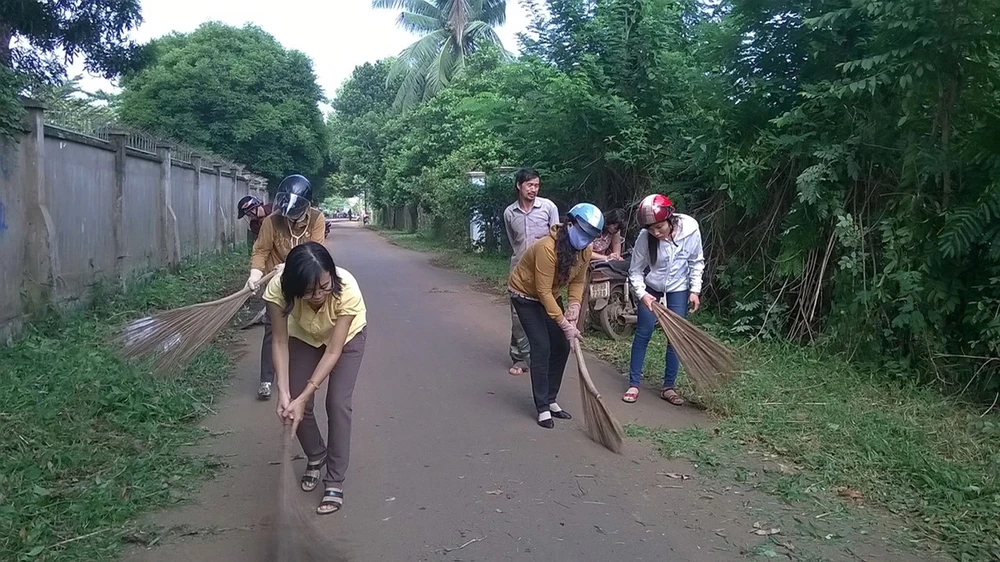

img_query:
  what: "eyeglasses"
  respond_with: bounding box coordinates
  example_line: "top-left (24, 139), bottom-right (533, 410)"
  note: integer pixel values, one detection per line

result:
top-left (304, 283), bottom-right (333, 299)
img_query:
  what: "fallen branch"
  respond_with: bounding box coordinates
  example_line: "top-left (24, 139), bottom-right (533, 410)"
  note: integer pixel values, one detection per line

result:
top-left (981, 393), bottom-right (999, 418)
top-left (51, 527), bottom-right (111, 548)
top-left (440, 536), bottom-right (486, 554)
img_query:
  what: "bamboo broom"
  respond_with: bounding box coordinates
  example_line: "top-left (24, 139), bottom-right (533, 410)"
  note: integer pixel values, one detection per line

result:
top-left (650, 301), bottom-right (737, 394)
top-left (572, 342), bottom-right (625, 454)
top-left (268, 424), bottom-right (347, 561)
top-left (113, 269), bottom-right (280, 373)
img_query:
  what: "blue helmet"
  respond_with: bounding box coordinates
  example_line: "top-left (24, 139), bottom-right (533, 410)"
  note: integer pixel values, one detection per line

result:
top-left (567, 203), bottom-right (605, 239)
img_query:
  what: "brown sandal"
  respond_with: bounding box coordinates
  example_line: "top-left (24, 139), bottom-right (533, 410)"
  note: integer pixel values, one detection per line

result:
top-left (660, 388), bottom-right (685, 406)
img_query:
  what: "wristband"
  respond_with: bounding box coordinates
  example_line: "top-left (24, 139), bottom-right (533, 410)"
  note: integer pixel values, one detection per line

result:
top-left (307, 380), bottom-right (320, 391)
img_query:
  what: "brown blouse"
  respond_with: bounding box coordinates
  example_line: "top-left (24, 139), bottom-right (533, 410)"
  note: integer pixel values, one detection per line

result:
top-left (250, 208), bottom-right (326, 273)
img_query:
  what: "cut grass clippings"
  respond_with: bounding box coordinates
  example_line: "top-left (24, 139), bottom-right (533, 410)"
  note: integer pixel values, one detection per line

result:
top-left (0, 250), bottom-right (248, 561)
top-left (374, 227), bottom-right (1000, 561)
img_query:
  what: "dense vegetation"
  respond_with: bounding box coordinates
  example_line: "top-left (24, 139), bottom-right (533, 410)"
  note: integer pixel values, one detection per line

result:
top-left (331, 0), bottom-right (1000, 395)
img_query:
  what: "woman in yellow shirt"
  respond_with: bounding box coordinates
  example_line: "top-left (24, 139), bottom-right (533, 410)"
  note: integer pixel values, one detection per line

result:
top-left (246, 174), bottom-right (326, 400)
top-left (508, 203), bottom-right (604, 428)
top-left (262, 241), bottom-right (367, 515)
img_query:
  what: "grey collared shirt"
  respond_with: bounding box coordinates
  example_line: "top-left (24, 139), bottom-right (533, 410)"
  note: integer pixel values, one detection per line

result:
top-left (503, 197), bottom-right (560, 269)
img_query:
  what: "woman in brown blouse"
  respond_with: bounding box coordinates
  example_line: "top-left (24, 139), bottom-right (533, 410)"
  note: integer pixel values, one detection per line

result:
top-left (246, 174), bottom-right (327, 399)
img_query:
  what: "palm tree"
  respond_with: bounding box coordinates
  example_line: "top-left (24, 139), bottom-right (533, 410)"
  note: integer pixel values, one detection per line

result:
top-left (373, 0), bottom-right (510, 109)
top-left (30, 75), bottom-right (117, 133)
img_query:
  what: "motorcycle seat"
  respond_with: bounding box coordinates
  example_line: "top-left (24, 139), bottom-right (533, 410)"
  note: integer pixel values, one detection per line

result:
top-left (591, 259), bottom-right (629, 277)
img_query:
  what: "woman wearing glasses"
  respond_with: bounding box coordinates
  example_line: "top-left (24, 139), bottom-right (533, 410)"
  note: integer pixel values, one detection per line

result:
top-left (263, 241), bottom-right (367, 515)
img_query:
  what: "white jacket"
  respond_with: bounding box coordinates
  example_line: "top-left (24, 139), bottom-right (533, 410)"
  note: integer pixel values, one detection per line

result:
top-left (629, 213), bottom-right (705, 298)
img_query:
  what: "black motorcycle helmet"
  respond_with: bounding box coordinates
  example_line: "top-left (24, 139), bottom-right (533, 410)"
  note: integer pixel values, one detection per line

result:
top-left (274, 174), bottom-right (313, 221)
top-left (237, 195), bottom-right (262, 219)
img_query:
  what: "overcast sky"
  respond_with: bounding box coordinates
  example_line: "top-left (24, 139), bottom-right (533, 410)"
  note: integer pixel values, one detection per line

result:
top-left (71, 0), bottom-right (532, 105)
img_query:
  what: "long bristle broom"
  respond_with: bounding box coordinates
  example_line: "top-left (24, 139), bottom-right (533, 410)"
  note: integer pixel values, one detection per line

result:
top-left (268, 424), bottom-right (347, 561)
top-left (651, 301), bottom-right (737, 394)
top-left (113, 270), bottom-right (280, 373)
top-left (572, 342), bottom-right (625, 454)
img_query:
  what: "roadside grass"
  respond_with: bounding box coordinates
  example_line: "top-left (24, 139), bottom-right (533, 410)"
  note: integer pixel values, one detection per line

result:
top-left (373, 228), bottom-right (1000, 561)
top-left (0, 250), bottom-right (248, 562)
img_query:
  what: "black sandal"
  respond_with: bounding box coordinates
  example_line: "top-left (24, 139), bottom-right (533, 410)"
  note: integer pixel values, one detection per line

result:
top-left (300, 460), bottom-right (324, 492)
top-left (317, 488), bottom-right (344, 515)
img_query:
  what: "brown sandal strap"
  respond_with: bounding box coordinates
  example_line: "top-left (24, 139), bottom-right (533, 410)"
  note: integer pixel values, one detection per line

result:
top-left (660, 388), bottom-right (684, 405)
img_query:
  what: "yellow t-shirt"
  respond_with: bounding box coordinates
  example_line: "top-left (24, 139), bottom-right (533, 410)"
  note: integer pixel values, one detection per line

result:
top-left (262, 267), bottom-right (367, 348)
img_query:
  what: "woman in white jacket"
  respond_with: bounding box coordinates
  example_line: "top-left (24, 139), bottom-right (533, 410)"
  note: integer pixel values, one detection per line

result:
top-left (623, 194), bottom-right (705, 405)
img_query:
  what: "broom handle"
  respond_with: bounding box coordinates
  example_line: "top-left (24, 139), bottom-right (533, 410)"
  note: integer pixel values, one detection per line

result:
top-left (183, 269), bottom-right (281, 310)
top-left (573, 342), bottom-right (602, 399)
top-left (651, 300), bottom-right (679, 319)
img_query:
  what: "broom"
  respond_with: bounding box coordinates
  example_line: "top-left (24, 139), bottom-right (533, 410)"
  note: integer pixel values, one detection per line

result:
top-left (650, 301), bottom-right (737, 394)
top-left (113, 269), bottom-right (280, 373)
top-left (572, 342), bottom-right (625, 454)
top-left (269, 424), bottom-right (346, 561)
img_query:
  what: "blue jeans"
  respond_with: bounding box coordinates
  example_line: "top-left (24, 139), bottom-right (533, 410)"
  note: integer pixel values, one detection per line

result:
top-left (628, 289), bottom-right (688, 389)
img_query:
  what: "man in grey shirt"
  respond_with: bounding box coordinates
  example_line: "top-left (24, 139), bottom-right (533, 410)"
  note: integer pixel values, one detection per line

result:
top-left (503, 168), bottom-right (560, 376)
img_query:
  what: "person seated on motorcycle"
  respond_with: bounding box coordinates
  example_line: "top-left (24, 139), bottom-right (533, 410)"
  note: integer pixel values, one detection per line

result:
top-left (238, 195), bottom-right (272, 244)
top-left (623, 194), bottom-right (704, 406)
top-left (590, 208), bottom-right (624, 262)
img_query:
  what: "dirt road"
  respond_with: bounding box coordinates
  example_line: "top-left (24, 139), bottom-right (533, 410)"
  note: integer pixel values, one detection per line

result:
top-left (123, 222), bottom-right (925, 562)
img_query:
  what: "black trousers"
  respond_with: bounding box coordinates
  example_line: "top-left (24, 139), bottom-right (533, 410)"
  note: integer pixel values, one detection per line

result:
top-left (511, 296), bottom-right (570, 414)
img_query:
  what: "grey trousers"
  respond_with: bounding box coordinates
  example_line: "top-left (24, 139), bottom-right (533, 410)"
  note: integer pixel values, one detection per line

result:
top-left (260, 306), bottom-right (274, 384)
top-left (509, 301), bottom-right (530, 366)
top-left (287, 328), bottom-right (367, 488)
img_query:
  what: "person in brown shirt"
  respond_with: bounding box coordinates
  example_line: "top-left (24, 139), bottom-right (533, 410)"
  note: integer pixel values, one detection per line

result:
top-left (246, 174), bottom-right (327, 399)
top-left (508, 203), bottom-right (605, 428)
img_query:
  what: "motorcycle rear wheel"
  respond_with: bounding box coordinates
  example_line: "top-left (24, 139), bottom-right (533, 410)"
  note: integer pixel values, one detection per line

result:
top-left (598, 286), bottom-right (635, 341)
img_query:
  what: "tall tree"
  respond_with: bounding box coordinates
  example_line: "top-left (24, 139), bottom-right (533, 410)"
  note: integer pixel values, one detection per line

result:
top-left (328, 60), bottom-right (397, 199)
top-left (372, 0), bottom-right (510, 109)
top-left (118, 22), bottom-right (328, 188)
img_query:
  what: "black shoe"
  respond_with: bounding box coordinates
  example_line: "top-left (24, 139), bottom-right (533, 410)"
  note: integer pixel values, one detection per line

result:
top-left (537, 418), bottom-right (555, 429)
top-left (551, 410), bottom-right (572, 420)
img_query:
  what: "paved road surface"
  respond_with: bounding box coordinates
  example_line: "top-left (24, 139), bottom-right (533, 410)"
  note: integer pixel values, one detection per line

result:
top-left (122, 222), bottom-right (922, 562)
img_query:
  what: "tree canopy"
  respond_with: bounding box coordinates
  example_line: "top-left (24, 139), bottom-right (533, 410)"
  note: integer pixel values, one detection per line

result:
top-left (0, 0), bottom-right (143, 136)
top-left (0, 0), bottom-right (143, 79)
top-left (326, 60), bottom-right (398, 199)
top-left (117, 22), bottom-right (328, 188)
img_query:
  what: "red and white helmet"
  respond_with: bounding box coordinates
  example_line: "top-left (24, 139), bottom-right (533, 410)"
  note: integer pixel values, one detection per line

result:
top-left (637, 194), bottom-right (674, 227)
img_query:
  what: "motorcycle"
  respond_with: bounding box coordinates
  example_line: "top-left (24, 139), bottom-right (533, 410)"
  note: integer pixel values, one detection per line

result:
top-left (586, 249), bottom-right (638, 341)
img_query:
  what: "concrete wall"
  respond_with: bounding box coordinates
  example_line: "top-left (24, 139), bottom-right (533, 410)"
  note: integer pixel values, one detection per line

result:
top-left (0, 101), bottom-right (268, 343)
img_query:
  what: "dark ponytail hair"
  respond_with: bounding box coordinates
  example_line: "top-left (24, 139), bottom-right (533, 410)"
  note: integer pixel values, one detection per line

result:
top-left (647, 233), bottom-right (660, 266)
top-left (555, 219), bottom-right (580, 285)
top-left (280, 241), bottom-right (343, 316)
top-left (646, 214), bottom-right (680, 266)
